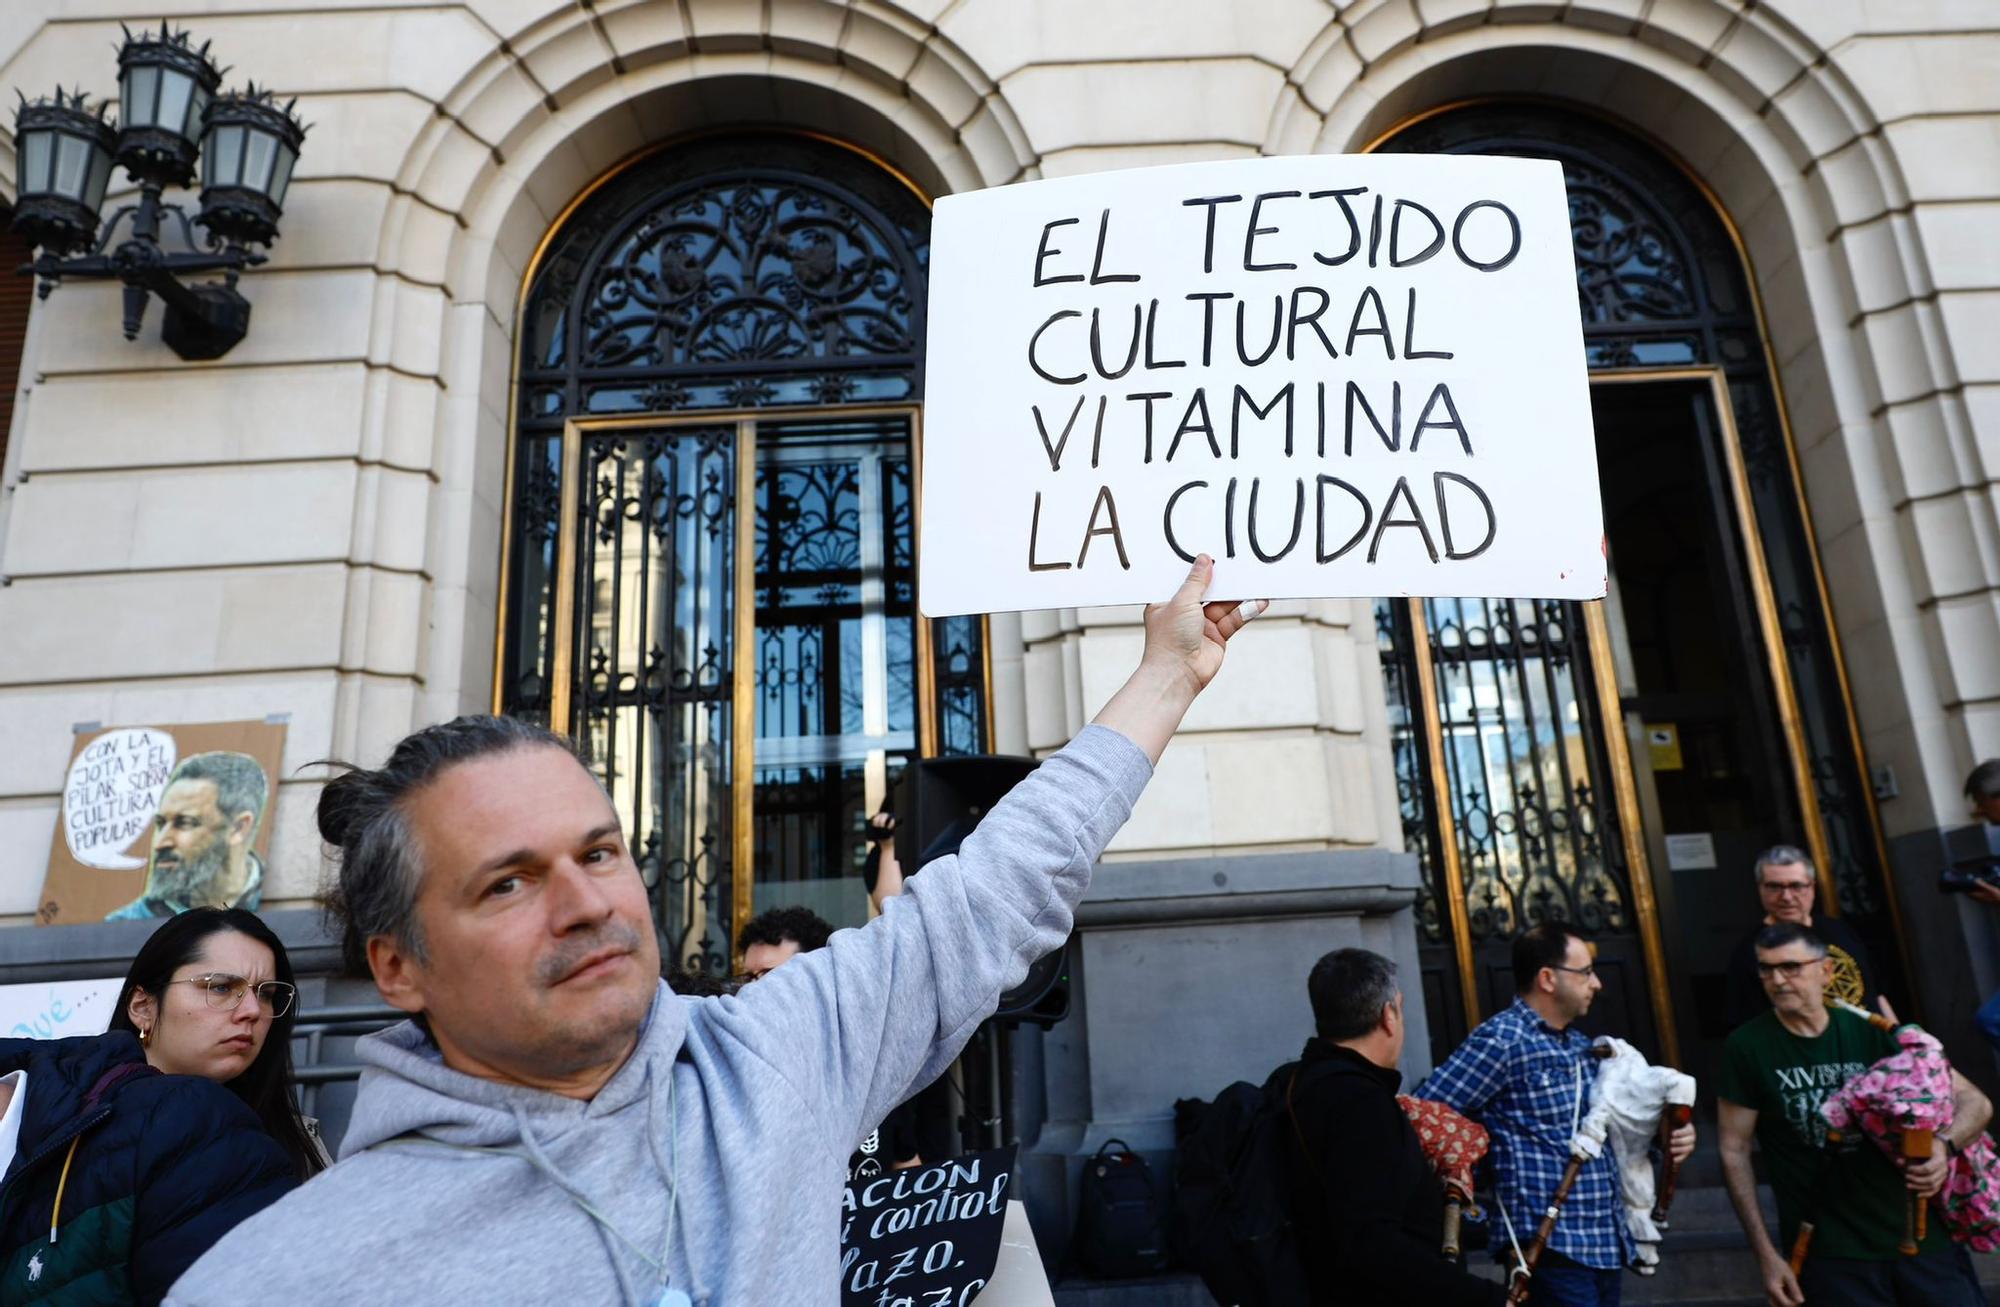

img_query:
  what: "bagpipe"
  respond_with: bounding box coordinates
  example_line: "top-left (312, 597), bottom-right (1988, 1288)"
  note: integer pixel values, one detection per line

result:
top-left (1791, 999), bottom-right (2000, 1271)
top-left (1398, 1096), bottom-right (1490, 1257)
top-left (1502, 1039), bottom-right (1696, 1304)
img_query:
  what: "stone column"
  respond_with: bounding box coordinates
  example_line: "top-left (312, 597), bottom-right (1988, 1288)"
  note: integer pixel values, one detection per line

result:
top-left (1014, 848), bottom-right (1428, 1273)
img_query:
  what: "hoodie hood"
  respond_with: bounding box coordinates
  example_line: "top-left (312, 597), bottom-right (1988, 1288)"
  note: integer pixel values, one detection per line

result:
top-left (339, 981), bottom-right (691, 1157)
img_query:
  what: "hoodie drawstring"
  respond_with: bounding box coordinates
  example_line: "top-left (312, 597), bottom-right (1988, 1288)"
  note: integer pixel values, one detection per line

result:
top-left (369, 1059), bottom-right (684, 1306)
top-left (510, 1102), bottom-right (645, 1305)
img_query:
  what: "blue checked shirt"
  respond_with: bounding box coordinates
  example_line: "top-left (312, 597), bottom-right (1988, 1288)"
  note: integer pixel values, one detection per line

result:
top-left (1415, 998), bottom-right (1629, 1270)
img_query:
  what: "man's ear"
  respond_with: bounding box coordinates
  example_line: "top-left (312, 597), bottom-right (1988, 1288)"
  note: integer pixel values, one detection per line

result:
top-left (368, 934), bottom-right (428, 1016)
top-left (226, 808), bottom-right (256, 849)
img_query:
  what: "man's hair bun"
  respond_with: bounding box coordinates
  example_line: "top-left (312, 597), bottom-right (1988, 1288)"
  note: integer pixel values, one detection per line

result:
top-left (314, 765), bottom-right (375, 847)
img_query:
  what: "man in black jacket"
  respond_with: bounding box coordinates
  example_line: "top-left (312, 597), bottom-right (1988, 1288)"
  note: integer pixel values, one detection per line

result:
top-left (1721, 845), bottom-right (1879, 1031)
top-left (1283, 947), bottom-right (1505, 1307)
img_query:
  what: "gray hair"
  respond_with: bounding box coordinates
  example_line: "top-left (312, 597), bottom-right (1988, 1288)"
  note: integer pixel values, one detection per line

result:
top-left (1307, 947), bottom-right (1399, 1042)
top-left (316, 715), bottom-right (579, 976)
top-left (1967, 760), bottom-right (2000, 804)
top-left (1753, 844), bottom-right (1814, 886)
top-left (172, 751), bottom-right (270, 827)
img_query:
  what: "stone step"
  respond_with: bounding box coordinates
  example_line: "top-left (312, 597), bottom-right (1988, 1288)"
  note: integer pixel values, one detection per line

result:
top-left (1048, 1184), bottom-right (2000, 1306)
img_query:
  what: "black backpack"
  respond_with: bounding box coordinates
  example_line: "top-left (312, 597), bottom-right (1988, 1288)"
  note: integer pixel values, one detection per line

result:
top-left (1073, 1138), bottom-right (1170, 1278)
top-left (1169, 1066), bottom-right (1325, 1307)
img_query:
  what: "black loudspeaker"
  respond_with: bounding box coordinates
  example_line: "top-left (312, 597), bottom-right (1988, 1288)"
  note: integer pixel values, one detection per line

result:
top-left (996, 940), bottom-right (1072, 1027)
top-left (893, 755), bottom-right (1072, 1027)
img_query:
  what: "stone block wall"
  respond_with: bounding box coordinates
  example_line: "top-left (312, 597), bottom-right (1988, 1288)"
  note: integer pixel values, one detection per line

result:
top-left (0, 0), bottom-right (1993, 929)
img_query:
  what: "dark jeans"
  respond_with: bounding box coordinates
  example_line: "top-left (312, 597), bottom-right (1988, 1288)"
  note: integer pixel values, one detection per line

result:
top-left (1525, 1251), bottom-right (1622, 1307)
top-left (1798, 1246), bottom-right (1984, 1306)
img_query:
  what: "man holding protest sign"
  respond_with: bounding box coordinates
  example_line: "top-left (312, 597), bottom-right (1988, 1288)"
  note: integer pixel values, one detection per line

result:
top-left (166, 556), bottom-right (1262, 1305)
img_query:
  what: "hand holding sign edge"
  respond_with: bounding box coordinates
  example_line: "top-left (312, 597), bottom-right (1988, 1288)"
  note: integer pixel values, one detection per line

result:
top-left (1091, 554), bottom-right (1266, 765)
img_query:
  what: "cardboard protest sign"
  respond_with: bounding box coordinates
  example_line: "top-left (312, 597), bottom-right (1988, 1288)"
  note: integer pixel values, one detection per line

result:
top-left (920, 154), bottom-right (1602, 616)
top-left (36, 719), bottom-right (286, 926)
top-left (842, 1146), bottom-right (1015, 1306)
top-left (0, 978), bottom-right (119, 1040)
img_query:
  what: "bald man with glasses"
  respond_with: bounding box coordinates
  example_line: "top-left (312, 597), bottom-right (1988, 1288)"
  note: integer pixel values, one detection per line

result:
top-left (1723, 845), bottom-right (1880, 1032)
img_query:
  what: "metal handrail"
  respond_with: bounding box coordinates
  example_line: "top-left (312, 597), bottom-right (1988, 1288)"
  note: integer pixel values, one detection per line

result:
top-left (289, 1002), bottom-right (404, 1118)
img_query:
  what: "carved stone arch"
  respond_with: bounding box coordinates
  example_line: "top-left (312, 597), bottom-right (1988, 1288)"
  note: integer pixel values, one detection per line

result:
top-left (1312, 28), bottom-right (1981, 856)
top-left (1290, 24), bottom-right (1946, 433)
top-left (1282, 2), bottom-right (1905, 295)
top-left (382, 1), bottom-right (1028, 270)
top-left (390, 13), bottom-right (1030, 717)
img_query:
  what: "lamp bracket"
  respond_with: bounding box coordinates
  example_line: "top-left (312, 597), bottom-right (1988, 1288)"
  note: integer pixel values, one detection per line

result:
top-left (21, 184), bottom-right (263, 359)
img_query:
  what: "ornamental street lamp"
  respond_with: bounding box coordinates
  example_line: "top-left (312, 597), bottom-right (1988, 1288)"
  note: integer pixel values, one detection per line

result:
top-left (198, 87), bottom-right (306, 248)
top-left (13, 89), bottom-right (117, 256)
top-left (10, 23), bottom-right (306, 360)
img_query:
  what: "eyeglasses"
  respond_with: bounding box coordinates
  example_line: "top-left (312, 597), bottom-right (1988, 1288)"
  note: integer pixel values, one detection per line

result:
top-left (1755, 959), bottom-right (1821, 980)
top-left (1760, 881), bottom-right (1815, 896)
top-left (169, 972), bottom-right (296, 1017)
top-left (1549, 963), bottom-right (1597, 980)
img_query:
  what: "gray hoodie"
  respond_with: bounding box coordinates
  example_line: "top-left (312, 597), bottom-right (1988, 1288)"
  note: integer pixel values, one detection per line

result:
top-left (165, 724), bottom-right (1150, 1306)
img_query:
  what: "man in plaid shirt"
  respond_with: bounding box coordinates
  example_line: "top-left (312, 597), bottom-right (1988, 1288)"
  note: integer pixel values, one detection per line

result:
top-left (1417, 924), bottom-right (1697, 1307)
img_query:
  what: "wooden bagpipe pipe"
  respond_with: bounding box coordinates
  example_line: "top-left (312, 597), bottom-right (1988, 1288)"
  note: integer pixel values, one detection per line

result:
top-left (1792, 998), bottom-right (2000, 1270)
top-left (1503, 1039), bottom-right (1698, 1305)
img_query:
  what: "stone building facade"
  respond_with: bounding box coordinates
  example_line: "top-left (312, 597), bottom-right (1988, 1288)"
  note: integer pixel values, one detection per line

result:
top-left (0, 0), bottom-right (1995, 1157)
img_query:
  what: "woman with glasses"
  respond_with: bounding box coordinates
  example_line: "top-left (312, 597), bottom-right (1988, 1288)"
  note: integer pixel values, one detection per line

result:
top-left (0, 908), bottom-right (310, 1305)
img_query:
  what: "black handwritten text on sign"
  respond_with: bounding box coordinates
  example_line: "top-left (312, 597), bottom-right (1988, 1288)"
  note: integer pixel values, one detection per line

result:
top-left (840, 1146), bottom-right (1014, 1307)
top-left (919, 154), bottom-right (1604, 616)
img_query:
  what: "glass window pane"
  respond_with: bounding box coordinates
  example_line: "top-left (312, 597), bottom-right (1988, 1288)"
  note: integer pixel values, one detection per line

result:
top-left (210, 126), bottom-right (244, 187)
top-left (122, 67), bottom-right (159, 129)
top-left (20, 131), bottom-right (50, 194)
top-left (241, 131), bottom-right (277, 195)
top-left (268, 146), bottom-right (296, 208)
top-left (574, 425), bottom-right (739, 976)
top-left (53, 134), bottom-right (91, 201)
top-left (155, 70), bottom-right (194, 138)
top-left (84, 147), bottom-right (113, 213)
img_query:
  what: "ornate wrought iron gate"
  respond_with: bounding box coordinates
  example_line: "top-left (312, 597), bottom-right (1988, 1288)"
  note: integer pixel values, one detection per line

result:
top-left (498, 135), bottom-right (987, 972)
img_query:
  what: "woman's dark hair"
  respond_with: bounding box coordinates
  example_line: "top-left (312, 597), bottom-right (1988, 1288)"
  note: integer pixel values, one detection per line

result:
top-left (109, 908), bottom-right (325, 1179)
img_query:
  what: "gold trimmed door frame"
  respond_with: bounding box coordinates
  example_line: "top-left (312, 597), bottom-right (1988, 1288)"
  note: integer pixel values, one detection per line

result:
top-left (541, 404), bottom-right (979, 953)
top-left (1591, 368), bottom-right (1840, 913)
top-left (1406, 610), bottom-right (1482, 1030)
top-left (1409, 588), bottom-right (1681, 1068)
top-left (1361, 94), bottom-right (1910, 1017)
top-left (1404, 371), bottom-right (1884, 1072)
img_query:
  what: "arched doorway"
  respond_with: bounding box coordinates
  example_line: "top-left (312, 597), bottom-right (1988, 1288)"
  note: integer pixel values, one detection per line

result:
top-left (1372, 105), bottom-right (1902, 1077)
top-left (496, 133), bottom-right (990, 974)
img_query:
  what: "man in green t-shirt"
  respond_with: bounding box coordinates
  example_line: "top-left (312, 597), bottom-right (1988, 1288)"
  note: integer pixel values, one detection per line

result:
top-left (1717, 922), bottom-right (1990, 1306)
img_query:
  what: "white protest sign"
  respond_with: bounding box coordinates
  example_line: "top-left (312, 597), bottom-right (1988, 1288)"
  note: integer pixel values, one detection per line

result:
top-left (919, 154), bottom-right (1603, 616)
top-left (63, 727), bottom-right (178, 870)
top-left (0, 977), bottom-right (119, 1040)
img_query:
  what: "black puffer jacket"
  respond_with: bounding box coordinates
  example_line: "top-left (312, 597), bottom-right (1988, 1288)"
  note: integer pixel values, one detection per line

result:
top-left (0, 1031), bottom-right (298, 1305)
